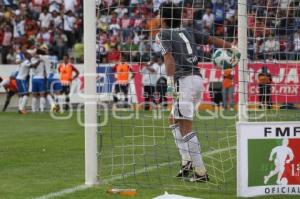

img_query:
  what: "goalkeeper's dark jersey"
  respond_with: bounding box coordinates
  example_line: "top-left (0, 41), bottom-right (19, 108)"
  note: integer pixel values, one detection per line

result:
top-left (156, 27), bottom-right (209, 81)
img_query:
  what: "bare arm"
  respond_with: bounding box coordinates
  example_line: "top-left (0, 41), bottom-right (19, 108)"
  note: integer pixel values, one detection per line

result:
top-left (163, 52), bottom-right (175, 76)
top-left (208, 36), bottom-right (233, 49)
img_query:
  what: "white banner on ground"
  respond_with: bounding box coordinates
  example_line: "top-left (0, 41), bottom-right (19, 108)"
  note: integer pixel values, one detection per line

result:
top-left (153, 192), bottom-right (201, 199)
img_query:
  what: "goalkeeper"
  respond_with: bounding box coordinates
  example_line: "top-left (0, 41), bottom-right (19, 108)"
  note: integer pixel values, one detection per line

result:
top-left (156, 2), bottom-right (238, 182)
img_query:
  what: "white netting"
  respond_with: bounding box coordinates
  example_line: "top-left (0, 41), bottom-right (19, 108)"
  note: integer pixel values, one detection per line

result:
top-left (246, 0), bottom-right (300, 122)
top-left (96, 0), bottom-right (300, 195)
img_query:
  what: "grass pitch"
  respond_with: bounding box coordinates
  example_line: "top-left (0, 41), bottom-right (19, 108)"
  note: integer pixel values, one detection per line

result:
top-left (0, 109), bottom-right (299, 199)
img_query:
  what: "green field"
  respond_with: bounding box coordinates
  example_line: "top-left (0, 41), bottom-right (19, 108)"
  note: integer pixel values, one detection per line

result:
top-left (0, 109), bottom-right (299, 199)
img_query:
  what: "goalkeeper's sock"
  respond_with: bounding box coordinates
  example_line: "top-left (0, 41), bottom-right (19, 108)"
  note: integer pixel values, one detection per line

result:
top-left (183, 132), bottom-right (206, 175)
top-left (169, 124), bottom-right (191, 165)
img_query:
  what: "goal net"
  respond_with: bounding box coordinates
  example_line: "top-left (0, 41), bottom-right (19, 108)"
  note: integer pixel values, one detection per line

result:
top-left (93, 0), bottom-right (300, 196)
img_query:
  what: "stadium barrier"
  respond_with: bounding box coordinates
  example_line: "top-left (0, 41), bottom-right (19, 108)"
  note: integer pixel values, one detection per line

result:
top-left (1, 63), bottom-right (299, 108)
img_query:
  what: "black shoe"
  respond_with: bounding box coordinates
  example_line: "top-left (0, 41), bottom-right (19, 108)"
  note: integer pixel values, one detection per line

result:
top-left (176, 161), bottom-right (193, 179)
top-left (189, 173), bottom-right (209, 183)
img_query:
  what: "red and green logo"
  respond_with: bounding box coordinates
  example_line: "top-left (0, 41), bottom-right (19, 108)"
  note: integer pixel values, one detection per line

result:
top-left (248, 138), bottom-right (300, 186)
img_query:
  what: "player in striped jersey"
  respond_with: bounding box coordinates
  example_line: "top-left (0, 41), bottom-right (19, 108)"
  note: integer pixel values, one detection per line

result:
top-left (36, 46), bottom-right (61, 112)
top-left (31, 52), bottom-right (48, 112)
top-left (16, 51), bottom-right (33, 114)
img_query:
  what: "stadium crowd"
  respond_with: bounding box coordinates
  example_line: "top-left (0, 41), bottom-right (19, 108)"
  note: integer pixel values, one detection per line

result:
top-left (98, 0), bottom-right (300, 63)
top-left (0, 0), bottom-right (83, 64)
top-left (1, 0), bottom-right (300, 65)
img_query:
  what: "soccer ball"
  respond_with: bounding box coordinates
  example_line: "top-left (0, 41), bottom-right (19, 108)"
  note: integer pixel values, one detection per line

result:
top-left (280, 177), bottom-right (288, 185)
top-left (212, 49), bottom-right (238, 70)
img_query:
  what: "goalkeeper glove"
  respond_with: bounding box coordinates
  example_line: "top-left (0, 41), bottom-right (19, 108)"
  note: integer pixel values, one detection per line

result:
top-left (229, 45), bottom-right (241, 67)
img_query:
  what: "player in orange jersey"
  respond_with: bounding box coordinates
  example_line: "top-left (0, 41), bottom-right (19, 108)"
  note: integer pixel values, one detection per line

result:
top-left (58, 55), bottom-right (79, 111)
top-left (112, 55), bottom-right (135, 108)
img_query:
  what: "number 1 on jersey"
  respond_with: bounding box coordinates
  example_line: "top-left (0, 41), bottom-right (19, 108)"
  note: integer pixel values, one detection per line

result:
top-left (179, 32), bottom-right (193, 55)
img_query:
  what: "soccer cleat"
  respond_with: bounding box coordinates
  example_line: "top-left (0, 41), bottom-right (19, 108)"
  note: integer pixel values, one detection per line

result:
top-left (176, 161), bottom-right (193, 179)
top-left (18, 110), bottom-right (27, 115)
top-left (51, 104), bottom-right (60, 113)
top-left (189, 173), bottom-right (209, 183)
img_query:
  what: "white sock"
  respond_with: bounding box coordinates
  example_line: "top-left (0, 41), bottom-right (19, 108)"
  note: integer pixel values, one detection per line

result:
top-left (18, 97), bottom-right (23, 110)
top-left (170, 124), bottom-right (191, 165)
top-left (183, 132), bottom-right (206, 175)
top-left (32, 97), bottom-right (38, 112)
top-left (20, 95), bottom-right (28, 111)
top-left (40, 97), bottom-right (46, 112)
top-left (58, 95), bottom-right (64, 112)
top-left (47, 94), bottom-right (55, 107)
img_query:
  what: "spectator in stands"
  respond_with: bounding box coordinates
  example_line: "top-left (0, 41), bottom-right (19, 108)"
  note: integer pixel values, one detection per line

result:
top-left (225, 15), bottom-right (236, 42)
top-left (141, 58), bottom-right (158, 110)
top-left (29, 0), bottom-right (48, 19)
top-left (98, 40), bottom-right (107, 63)
top-left (107, 46), bottom-right (121, 63)
top-left (261, 34), bottom-right (280, 61)
top-left (63, 10), bottom-right (76, 49)
top-left (120, 13), bottom-right (133, 40)
top-left (49, 0), bottom-right (62, 13)
top-left (109, 12), bottom-right (121, 36)
top-left (293, 28), bottom-right (300, 60)
top-left (1, 25), bottom-right (13, 64)
top-left (39, 7), bottom-right (52, 28)
top-left (73, 42), bottom-right (83, 62)
top-left (64, 0), bottom-right (78, 14)
top-left (121, 37), bottom-right (139, 62)
top-left (202, 8), bottom-right (214, 30)
top-left (51, 10), bottom-right (63, 29)
top-left (53, 29), bottom-right (68, 59)
top-left (257, 66), bottom-right (272, 109)
top-left (182, 2), bottom-right (193, 27)
top-left (12, 10), bottom-right (25, 44)
top-left (36, 27), bottom-right (54, 47)
top-left (114, 2), bottom-right (128, 18)
top-left (212, 0), bottom-right (225, 24)
top-left (155, 56), bottom-right (167, 107)
top-left (0, 1), bottom-right (82, 64)
top-left (6, 47), bottom-right (16, 64)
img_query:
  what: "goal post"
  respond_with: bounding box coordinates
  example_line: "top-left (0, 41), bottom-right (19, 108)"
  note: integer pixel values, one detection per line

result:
top-left (237, 0), bottom-right (248, 122)
top-left (84, 0), bottom-right (98, 186)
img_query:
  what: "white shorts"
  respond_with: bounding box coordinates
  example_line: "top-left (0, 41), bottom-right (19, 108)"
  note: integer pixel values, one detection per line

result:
top-left (171, 75), bottom-right (204, 120)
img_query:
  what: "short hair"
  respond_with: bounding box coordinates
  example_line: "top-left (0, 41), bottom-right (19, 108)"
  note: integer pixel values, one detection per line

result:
top-left (160, 2), bottom-right (182, 28)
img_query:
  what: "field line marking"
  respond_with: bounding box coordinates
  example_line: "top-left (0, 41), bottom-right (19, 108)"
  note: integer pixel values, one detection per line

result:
top-left (33, 184), bottom-right (91, 199)
top-left (33, 146), bottom-right (236, 199)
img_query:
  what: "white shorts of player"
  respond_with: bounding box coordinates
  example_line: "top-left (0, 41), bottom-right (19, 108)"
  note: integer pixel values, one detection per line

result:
top-left (171, 75), bottom-right (204, 121)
